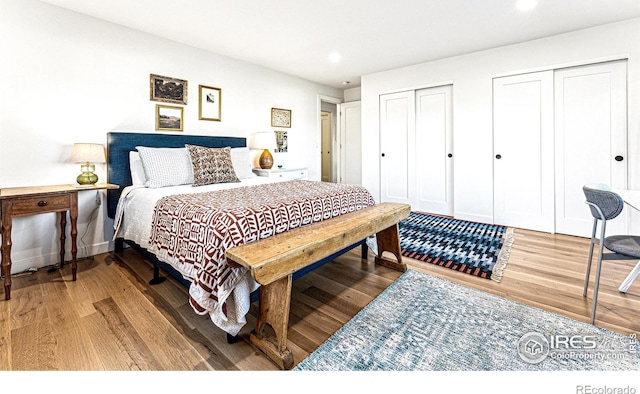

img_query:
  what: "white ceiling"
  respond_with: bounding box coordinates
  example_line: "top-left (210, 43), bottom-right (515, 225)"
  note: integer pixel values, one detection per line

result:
top-left (39, 0), bottom-right (640, 89)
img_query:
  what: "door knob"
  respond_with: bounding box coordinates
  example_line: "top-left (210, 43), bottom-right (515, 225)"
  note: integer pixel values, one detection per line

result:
top-left (495, 154), bottom-right (502, 159)
top-left (615, 155), bottom-right (624, 162)
top-left (381, 153), bottom-right (385, 157)
top-left (447, 153), bottom-right (453, 158)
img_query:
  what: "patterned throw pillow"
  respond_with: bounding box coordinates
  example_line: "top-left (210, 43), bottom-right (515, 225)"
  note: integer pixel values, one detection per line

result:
top-left (186, 144), bottom-right (240, 186)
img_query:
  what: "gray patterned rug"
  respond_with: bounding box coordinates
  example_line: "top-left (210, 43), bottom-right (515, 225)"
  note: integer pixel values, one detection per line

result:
top-left (295, 270), bottom-right (640, 371)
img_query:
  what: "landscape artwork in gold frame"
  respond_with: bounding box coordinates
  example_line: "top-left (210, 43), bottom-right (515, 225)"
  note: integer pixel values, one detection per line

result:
top-left (156, 104), bottom-right (183, 131)
top-left (150, 74), bottom-right (188, 105)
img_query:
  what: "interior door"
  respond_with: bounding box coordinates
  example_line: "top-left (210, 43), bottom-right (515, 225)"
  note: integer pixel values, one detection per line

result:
top-left (554, 60), bottom-right (628, 237)
top-left (414, 85), bottom-right (453, 215)
top-left (321, 111), bottom-right (332, 182)
top-left (379, 91), bottom-right (414, 205)
top-left (339, 101), bottom-right (362, 185)
top-left (493, 71), bottom-right (555, 232)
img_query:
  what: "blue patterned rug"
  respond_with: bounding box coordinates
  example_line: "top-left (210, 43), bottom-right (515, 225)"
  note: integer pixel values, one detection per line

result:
top-left (399, 212), bottom-right (513, 282)
top-left (295, 270), bottom-right (640, 371)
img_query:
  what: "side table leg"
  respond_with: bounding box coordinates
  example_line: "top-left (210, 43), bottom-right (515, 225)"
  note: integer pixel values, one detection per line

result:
top-left (1, 201), bottom-right (12, 300)
top-left (69, 192), bottom-right (78, 281)
top-left (59, 211), bottom-right (66, 268)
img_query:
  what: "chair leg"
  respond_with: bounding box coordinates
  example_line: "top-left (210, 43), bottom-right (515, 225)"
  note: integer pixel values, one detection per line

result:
top-left (619, 260), bottom-right (640, 294)
top-left (589, 222), bottom-right (607, 325)
top-left (584, 220), bottom-right (598, 296)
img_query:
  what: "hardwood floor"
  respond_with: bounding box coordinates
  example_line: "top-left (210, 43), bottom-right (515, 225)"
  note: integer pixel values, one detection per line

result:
top-left (0, 228), bottom-right (638, 371)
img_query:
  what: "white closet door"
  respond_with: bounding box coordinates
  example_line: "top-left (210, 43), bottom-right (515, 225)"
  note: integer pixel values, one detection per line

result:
top-left (554, 60), bottom-right (628, 237)
top-left (493, 71), bottom-right (555, 232)
top-left (380, 91), bottom-right (415, 204)
top-left (415, 85), bottom-right (453, 215)
top-left (339, 101), bottom-right (362, 185)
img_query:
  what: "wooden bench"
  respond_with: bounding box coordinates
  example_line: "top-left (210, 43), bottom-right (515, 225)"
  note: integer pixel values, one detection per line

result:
top-left (225, 202), bottom-right (411, 369)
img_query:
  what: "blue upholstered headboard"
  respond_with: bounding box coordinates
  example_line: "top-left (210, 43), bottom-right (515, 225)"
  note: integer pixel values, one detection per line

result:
top-left (106, 132), bottom-right (246, 218)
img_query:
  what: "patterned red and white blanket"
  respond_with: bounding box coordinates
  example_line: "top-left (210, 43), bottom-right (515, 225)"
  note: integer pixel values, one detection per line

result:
top-left (148, 180), bottom-right (375, 333)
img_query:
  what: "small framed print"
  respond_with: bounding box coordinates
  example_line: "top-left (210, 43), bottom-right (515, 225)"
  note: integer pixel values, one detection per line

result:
top-left (199, 85), bottom-right (222, 121)
top-left (271, 107), bottom-right (291, 128)
top-left (150, 74), bottom-right (187, 105)
top-left (156, 104), bottom-right (183, 131)
top-left (275, 130), bottom-right (288, 152)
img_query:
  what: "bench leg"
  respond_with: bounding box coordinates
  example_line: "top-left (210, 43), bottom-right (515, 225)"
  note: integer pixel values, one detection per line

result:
top-left (375, 224), bottom-right (407, 272)
top-left (249, 274), bottom-right (294, 370)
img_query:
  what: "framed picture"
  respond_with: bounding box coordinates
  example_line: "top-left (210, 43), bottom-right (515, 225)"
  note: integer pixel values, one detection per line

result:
top-left (150, 74), bottom-right (188, 105)
top-left (275, 130), bottom-right (288, 152)
top-left (156, 104), bottom-right (183, 131)
top-left (199, 85), bottom-right (222, 121)
top-left (271, 107), bottom-right (291, 128)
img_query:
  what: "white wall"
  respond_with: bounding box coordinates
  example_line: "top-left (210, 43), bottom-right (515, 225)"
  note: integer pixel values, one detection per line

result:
top-left (0, 0), bottom-right (342, 273)
top-left (361, 18), bottom-right (640, 224)
top-left (344, 87), bottom-right (361, 102)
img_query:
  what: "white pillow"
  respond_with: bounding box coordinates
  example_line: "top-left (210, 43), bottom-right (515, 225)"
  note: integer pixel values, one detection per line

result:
top-left (129, 151), bottom-right (147, 185)
top-left (230, 147), bottom-right (257, 179)
top-left (136, 146), bottom-right (194, 188)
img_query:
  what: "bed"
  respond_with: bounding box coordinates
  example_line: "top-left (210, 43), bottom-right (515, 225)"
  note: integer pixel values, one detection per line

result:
top-left (106, 132), bottom-right (377, 337)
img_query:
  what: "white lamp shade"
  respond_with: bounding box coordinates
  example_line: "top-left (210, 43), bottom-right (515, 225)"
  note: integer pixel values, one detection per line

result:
top-left (249, 132), bottom-right (276, 150)
top-left (70, 143), bottom-right (106, 164)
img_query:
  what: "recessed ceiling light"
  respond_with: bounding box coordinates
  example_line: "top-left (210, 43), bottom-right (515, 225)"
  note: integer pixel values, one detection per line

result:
top-left (341, 81), bottom-right (350, 85)
top-left (328, 53), bottom-right (341, 63)
top-left (516, 0), bottom-right (537, 12)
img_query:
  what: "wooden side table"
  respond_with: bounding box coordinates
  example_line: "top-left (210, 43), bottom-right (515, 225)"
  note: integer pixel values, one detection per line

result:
top-left (0, 183), bottom-right (118, 300)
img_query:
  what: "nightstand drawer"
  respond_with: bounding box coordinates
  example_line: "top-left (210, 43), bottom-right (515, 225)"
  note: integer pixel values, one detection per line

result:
top-left (253, 167), bottom-right (308, 180)
top-left (10, 194), bottom-right (71, 215)
top-left (276, 170), bottom-right (307, 180)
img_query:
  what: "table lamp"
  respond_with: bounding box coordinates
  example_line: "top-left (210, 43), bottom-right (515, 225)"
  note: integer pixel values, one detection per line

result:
top-left (70, 143), bottom-right (106, 185)
top-left (250, 132), bottom-right (276, 169)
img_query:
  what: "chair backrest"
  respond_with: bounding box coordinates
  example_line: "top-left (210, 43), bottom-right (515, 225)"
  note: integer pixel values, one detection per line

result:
top-left (583, 185), bottom-right (624, 221)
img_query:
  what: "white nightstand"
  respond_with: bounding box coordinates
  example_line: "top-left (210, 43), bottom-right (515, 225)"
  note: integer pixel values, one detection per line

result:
top-left (253, 167), bottom-right (308, 180)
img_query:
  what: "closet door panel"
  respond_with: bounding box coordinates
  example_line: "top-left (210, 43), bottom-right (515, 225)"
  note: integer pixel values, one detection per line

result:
top-left (493, 71), bottom-right (554, 232)
top-left (415, 85), bottom-right (453, 215)
top-left (554, 60), bottom-right (627, 237)
top-left (379, 91), bottom-right (415, 204)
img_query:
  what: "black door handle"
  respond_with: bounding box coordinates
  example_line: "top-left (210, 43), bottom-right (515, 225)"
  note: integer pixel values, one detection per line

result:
top-left (381, 153), bottom-right (385, 157)
top-left (495, 154), bottom-right (502, 159)
top-left (447, 153), bottom-right (453, 158)
top-left (615, 155), bottom-right (624, 162)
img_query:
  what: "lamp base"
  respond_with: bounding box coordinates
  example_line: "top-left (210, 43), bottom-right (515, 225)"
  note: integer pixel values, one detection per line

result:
top-left (77, 163), bottom-right (98, 185)
top-left (259, 149), bottom-right (274, 169)
top-left (77, 172), bottom-right (98, 185)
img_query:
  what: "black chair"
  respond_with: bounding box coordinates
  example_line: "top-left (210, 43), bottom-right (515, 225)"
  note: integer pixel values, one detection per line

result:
top-left (582, 184), bottom-right (640, 324)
